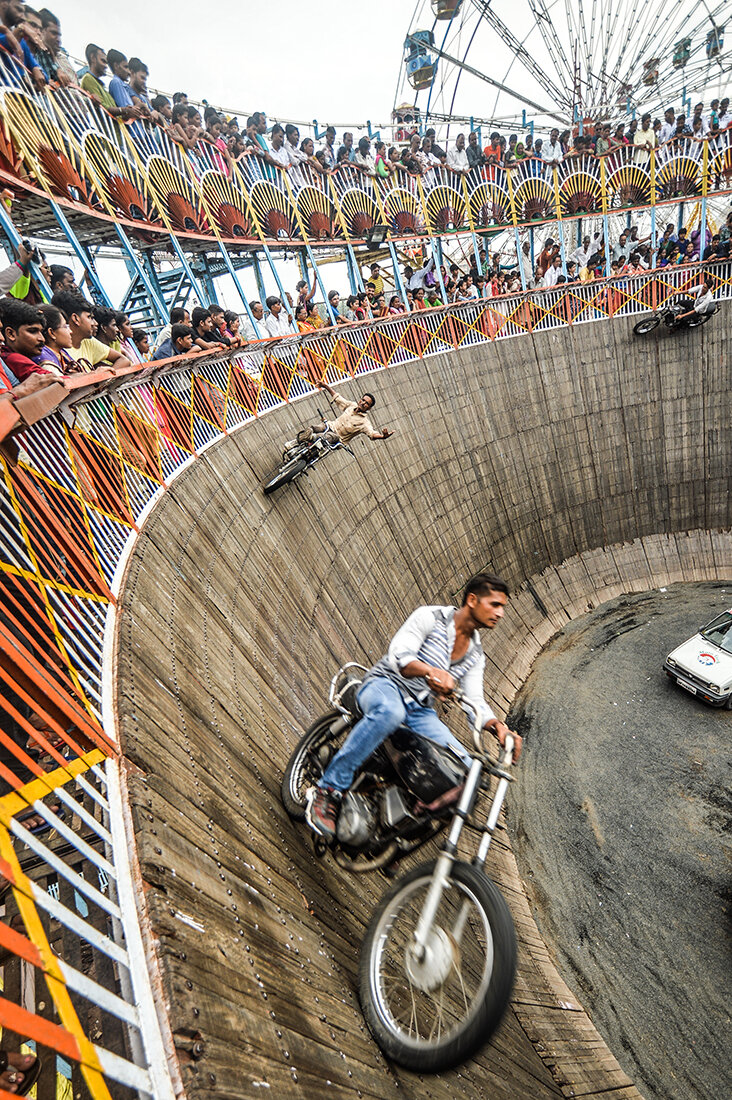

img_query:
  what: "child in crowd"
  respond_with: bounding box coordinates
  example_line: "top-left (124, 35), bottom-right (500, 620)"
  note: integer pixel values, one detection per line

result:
top-left (132, 328), bottom-right (150, 360)
top-left (37, 303), bottom-right (77, 375)
top-left (116, 312), bottom-right (142, 362)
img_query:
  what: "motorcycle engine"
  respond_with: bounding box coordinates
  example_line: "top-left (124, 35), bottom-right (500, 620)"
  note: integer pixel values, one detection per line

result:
top-left (336, 790), bottom-right (376, 847)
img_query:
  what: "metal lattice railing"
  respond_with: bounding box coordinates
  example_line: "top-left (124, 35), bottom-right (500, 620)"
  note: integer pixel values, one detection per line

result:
top-left (0, 264), bottom-right (730, 1098)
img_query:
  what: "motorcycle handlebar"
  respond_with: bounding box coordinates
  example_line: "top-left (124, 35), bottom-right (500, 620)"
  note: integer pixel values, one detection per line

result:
top-left (451, 689), bottom-right (515, 764)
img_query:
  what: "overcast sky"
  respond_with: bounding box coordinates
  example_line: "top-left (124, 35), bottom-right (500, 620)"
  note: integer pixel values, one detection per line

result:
top-left (52, 0), bottom-right (408, 127)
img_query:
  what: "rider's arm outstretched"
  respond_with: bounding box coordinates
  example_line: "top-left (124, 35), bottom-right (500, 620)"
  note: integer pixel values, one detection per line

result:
top-left (315, 380), bottom-right (393, 440)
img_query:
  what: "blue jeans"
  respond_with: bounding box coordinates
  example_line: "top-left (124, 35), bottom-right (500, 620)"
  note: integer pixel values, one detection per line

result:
top-left (319, 676), bottom-right (471, 793)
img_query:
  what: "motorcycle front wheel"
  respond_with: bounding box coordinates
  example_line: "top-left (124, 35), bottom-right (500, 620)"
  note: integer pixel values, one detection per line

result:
top-left (633, 316), bottom-right (660, 335)
top-left (359, 860), bottom-right (516, 1072)
top-left (262, 457), bottom-right (307, 495)
top-left (281, 711), bottom-right (351, 820)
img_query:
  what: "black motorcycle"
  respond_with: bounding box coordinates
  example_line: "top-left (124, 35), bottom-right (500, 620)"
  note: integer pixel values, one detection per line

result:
top-left (262, 426), bottom-right (354, 494)
top-left (633, 296), bottom-right (718, 335)
top-left (281, 663), bottom-right (518, 1071)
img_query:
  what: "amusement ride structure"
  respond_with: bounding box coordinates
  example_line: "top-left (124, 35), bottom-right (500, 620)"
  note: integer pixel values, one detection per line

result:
top-left (397, 0), bottom-right (729, 132)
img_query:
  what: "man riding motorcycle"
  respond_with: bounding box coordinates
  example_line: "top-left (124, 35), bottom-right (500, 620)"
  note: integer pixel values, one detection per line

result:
top-left (286, 379), bottom-right (392, 449)
top-left (306, 573), bottom-right (522, 840)
top-left (673, 272), bottom-right (716, 325)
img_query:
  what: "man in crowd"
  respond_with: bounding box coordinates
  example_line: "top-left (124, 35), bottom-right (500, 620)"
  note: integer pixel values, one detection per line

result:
top-left (48, 263), bottom-right (76, 295)
top-left (191, 306), bottom-right (227, 350)
top-left (542, 254), bottom-right (562, 288)
top-left (466, 130), bottom-right (484, 170)
top-left (0, 299), bottom-right (45, 379)
top-left (35, 8), bottom-right (76, 86)
top-left (368, 263), bottom-right (384, 295)
top-left (542, 128), bottom-right (563, 165)
top-left (240, 300), bottom-right (264, 341)
top-left (633, 112), bottom-right (656, 163)
top-left (152, 323), bottom-right (199, 361)
top-left (447, 133), bottom-right (470, 174)
top-left (107, 48), bottom-right (135, 110)
top-left (153, 305), bottom-right (190, 351)
top-left (52, 291), bottom-right (131, 370)
top-left (424, 127), bottom-right (446, 161)
top-left (658, 107), bottom-right (676, 144)
top-left (0, 0), bottom-right (46, 89)
top-left (611, 232), bottom-right (631, 265)
top-left (320, 125), bottom-right (337, 169)
top-left (80, 44), bottom-right (138, 120)
top-left (265, 295), bottom-right (296, 337)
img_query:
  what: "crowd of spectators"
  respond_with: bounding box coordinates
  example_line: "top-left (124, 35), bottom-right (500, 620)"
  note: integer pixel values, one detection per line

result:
top-left (0, 0), bottom-right (729, 189)
top-left (2, 191), bottom-right (731, 397)
top-left (0, 0), bottom-right (729, 397)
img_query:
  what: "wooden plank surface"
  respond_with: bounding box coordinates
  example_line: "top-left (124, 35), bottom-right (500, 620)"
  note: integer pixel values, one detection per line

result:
top-left (115, 318), bottom-right (731, 1099)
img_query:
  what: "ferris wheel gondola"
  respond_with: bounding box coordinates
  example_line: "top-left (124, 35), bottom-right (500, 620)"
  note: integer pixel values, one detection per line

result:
top-left (395, 0), bottom-right (731, 137)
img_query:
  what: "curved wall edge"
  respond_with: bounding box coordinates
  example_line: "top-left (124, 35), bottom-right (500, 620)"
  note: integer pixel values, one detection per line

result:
top-left (114, 318), bottom-right (730, 1097)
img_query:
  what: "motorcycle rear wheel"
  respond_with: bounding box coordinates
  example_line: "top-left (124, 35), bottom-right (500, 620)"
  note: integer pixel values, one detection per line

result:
top-left (633, 316), bottom-right (660, 335)
top-left (281, 711), bottom-right (351, 820)
top-left (359, 860), bottom-right (516, 1071)
top-left (263, 457), bottom-right (307, 495)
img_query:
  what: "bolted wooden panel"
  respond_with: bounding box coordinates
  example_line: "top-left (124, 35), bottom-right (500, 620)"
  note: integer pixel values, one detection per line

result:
top-left (115, 315), bottom-right (730, 1099)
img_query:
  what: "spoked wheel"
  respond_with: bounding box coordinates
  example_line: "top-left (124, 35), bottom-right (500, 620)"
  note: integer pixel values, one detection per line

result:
top-left (263, 457), bottom-right (307, 495)
top-left (281, 711), bottom-right (351, 820)
top-left (633, 315), bottom-right (660, 335)
top-left (688, 311), bottom-right (713, 327)
top-left (359, 860), bottom-right (516, 1071)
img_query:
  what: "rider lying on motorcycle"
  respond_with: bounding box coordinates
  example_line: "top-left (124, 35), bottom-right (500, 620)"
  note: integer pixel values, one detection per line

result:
top-left (673, 273), bottom-right (715, 324)
top-left (306, 573), bottom-right (522, 840)
top-left (285, 380), bottom-right (392, 449)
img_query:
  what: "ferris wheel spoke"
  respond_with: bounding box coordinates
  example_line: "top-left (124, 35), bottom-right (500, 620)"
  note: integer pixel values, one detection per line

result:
top-left (477, 1), bottom-right (572, 108)
top-left (523, 0), bottom-right (576, 100)
top-left (426, 37), bottom-right (566, 122)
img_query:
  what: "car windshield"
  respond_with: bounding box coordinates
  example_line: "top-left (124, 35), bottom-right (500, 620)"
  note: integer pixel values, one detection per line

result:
top-left (700, 611), bottom-right (732, 654)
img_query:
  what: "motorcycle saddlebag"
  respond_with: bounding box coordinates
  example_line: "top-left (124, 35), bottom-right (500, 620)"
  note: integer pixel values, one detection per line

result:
top-left (385, 728), bottom-right (467, 803)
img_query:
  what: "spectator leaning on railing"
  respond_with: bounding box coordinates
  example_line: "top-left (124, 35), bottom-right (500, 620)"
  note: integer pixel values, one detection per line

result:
top-left (152, 323), bottom-right (200, 361)
top-left (52, 291), bottom-right (131, 371)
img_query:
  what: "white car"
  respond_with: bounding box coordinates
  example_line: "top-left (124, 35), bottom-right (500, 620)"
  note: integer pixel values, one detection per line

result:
top-left (664, 608), bottom-right (732, 707)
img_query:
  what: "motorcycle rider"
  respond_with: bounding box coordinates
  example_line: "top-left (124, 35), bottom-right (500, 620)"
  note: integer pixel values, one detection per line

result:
top-left (306, 573), bottom-right (522, 840)
top-left (286, 379), bottom-right (392, 449)
top-left (673, 272), bottom-right (715, 325)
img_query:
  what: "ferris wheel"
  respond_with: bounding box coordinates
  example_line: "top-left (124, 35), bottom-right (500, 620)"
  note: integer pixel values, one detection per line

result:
top-left (394, 0), bottom-right (731, 134)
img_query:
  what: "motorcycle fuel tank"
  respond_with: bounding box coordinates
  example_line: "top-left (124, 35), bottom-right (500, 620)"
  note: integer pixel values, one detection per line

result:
top-left (385, 729), bottom-right (467, 803)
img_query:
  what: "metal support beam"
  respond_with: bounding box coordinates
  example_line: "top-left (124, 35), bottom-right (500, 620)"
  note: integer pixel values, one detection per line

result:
top-left (46, 198), bottom-right (111, 305)
top-left (304, 242), bottom-right (336, 324)
top-left (251, 253), bottom-right (267, 303)
top-left (113, 227), bottom-right (167, 323)
top-left (513, 227), bottom-right (527, 292)
top-left (431, 238), bottom-right (448, 305)
top-left (214, 243), bottom-right (262, 337)
top-left (602, 211), bottom-right (612, 278)
top-left (166, 234), bottom-right (207, 306)
top-left (346, 244), bottom-right (365, 293)
top-left (388, 240), bottom-right (408, 308)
